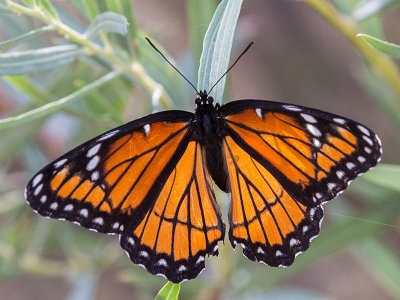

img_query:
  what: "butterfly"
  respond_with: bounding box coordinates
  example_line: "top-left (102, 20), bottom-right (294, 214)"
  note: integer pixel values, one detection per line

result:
top-left (25, 41), bottom-right (382, 283)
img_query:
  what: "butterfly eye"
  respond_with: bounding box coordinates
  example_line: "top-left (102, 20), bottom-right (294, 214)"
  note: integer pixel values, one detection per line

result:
top-left (195, 97), bottom-right (201, 105)
top-left (207, 96), bottom-right (214, 104)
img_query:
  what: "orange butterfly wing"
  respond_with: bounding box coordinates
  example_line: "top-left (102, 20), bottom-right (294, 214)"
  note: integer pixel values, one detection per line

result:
top-left (25, 110), bottom-right (225, 282)
top-left (25, 111), bottom-right (194, 234)
top-left (220, 100), bottom-right (382, 265)
top-left (120, 141), bottom-right (224, 283)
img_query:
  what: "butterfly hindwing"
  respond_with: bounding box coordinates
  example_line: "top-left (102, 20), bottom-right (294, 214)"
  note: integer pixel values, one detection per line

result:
top-left (25, 111), bottom-right (195, 235)
top-left (220, 100), bottom-right (382, 266)
top-left (120, 141), bottom-right (225, 283)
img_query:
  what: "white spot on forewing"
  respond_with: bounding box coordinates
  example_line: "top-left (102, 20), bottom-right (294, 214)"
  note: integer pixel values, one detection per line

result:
top-left (40, 195), bottom-right (47, 203)
top-left (54, 158), bottom-right (67, 168)
top-left (276, 250), bottom-right (284, 257)
top-left (364, 147), bottom-right (372, 154)
top-left (87, 144), bottom-right (101, 158)
top-left (119, 224), bottom-right (124, 231)
top-left (64, 204), bottom-right (73, 211)
top-left (34, 184), bottom-right (43, 196)
top-left (333, 117), bottom-right (346, 124)
top-left (310, 208), bottom-right (316, 218)
top-left (255, 108), bottom-right (263, 119)
top-left (128, 237), bottom-right (134, 245)
top-left (32, 173), bottom-right (43, 187)
top-left (86, 155), bottom-right (100, 171)
top-left (362, 135), bottom-right (373, 146)
top-left (283, 105), bottom-right (302, 111)
top-left (213, 245), bottom-right (218, 252)
top-left (80, 208), bottom-right (88, 218)
top-left (315, 192), bottom-right (322, 199)
top-left (357, 124), bottom-right (370, 136)
top-left (301, 113), bottom-right (317, 123)
top-left (376, 134), bottom-right (382, 147)
top-left (143, 124), bottom-right (151, 135)
top-left (306, 124), bottom-right (322, 137)
top-left (346, 162), bottom-right (355, 170)
top-left (98, 130), bottom-right (119, 141)
top-left (358, 156), bottom-right (366, 163)
top-left (91, 171), bottom-right (99, 181)
top-left (302, 226), bottom-right (309, 233)
top-left (313, 138), bottom-right (321, 148)
top-left (112, 222), bottom-right (120, 230)
top-left (336, 170), bottom-right (345, 179)
top-left (50, 202), bottom-right (58, 210)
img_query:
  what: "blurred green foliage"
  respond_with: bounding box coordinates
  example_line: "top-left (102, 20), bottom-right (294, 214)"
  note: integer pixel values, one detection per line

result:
top-left (0, 0), bottom-right (399, 299)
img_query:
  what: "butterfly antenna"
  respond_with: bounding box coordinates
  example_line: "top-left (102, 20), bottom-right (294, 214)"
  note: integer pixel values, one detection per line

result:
top-left (208, 41), bottom-right (254, 94)
top-left (145, 37), bottom-right (199, 94)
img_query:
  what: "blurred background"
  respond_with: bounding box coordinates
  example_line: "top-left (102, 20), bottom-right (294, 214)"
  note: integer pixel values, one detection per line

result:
top-left (0, 0), bottom-right (399, 299)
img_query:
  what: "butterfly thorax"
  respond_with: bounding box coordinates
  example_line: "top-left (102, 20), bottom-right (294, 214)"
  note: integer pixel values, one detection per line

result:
top-left (194, 91), bottom-right (230, 192)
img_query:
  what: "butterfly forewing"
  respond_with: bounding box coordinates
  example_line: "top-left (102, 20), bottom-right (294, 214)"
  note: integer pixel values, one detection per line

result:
top-left (220, 100), bottom-right (382, 266)
top-left (25, 111), bottom-right (194, 235)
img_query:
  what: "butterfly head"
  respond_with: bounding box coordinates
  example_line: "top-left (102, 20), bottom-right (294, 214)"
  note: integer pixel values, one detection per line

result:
top-left (195, 90), bottom-right (215, 110)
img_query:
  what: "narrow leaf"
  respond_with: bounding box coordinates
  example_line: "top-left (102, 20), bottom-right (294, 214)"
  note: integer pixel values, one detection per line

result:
top-left (84, 12), bottom-right (128, 40)
top-left (353, 0), bottom-right (400, 20)
top-left (0, 25), bottom-right (53, 51)
top-left (39, 0), bottom-right (59, 19)
top-left (358, 239), bottom-right (400, 298)
top-left (155, 282), bottom-right (180, 300)
top-left (198, 0), bottom-right (243, 103)
top-left (187, 0), bottom-right (217, 71)
top-left (362, 164), bottom-right (400, 192)
top-left (357, 33), bottom-right (400, 58)
top-left (0, 70), bottom-right (121, 130)
top-left (0, 45), bottom-right (81, 75)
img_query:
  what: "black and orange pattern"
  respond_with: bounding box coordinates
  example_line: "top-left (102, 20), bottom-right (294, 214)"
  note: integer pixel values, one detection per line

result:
top-left (26, 95), bottom-right (382, 283)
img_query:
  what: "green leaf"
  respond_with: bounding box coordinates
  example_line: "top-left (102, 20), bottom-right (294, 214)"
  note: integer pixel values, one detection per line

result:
top-left (187, 0), bottom-right (217, 71)
top-left (198, 0), bottom-right (243, 103)
top-left (0, 25), bottom-right (53, 51)
top-left (81, 0), bottom-right (100, 20)
top-left (38, 0), bottom-right (59, 19)
top-left (362, 164), bottom-right (400, 192)
top-left (357, 66), bottom-right (400, 129)
top-left (84, 12), bottom-right (128, 40)
top-left (104, 0), bottom-right (138, 56)
top-left (353, 0), bottom-right (400, 20)
top-left (155, 282), bottom-right (180, 300)
top-left (358, 238), bottom-right (400, 299)
top-left (357, 33), bottom-right (400, 58)
top-left (3, 75), bottom-right (48, 105)
top-left (20, 0), bottom-right (33, 7)
top-left (0, 45), bottom-right (82, 75)
top-left (0, 70), bottom-right (121, 130)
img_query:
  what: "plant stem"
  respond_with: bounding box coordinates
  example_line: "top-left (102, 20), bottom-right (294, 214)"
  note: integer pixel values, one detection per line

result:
top-left (5, 0), bottom-right (173, 109)
top-left (0, 70), bottom-right (121, 130)
top-left (301, 0), bottom-right (400, 100)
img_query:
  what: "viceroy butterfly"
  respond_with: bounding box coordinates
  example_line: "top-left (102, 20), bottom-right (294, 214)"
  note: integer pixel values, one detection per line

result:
top-left (25, 40), bottom-right (382, 283)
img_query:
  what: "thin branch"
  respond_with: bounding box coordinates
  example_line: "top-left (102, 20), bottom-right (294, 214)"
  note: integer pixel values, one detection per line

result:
top-left (0, 70), bottom-right (121, 130)
top-left (5, 0), bottom-right (173, 109)
top-left (300, 0), bottom-right (400, 101)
